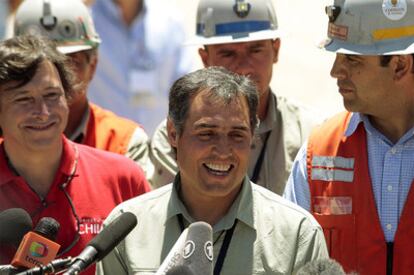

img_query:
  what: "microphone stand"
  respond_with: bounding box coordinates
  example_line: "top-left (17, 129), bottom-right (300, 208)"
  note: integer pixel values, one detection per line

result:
top-left (15, 257), bottom-right (72, 275)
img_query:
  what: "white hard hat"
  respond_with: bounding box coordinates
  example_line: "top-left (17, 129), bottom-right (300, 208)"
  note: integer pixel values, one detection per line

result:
top-left (187, 0), bottom-right (279, 45)
top-left (321, 0), bottom-right (414, 55)
top-left (14, 0), bottom-right (101, 54)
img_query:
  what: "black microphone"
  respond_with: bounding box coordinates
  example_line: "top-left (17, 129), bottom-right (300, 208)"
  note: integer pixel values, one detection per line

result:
top-left (0, 208), bottom-right (33, 267)
top-left (63, 211), bottom-right (137, 275)
top-left (0, 208), bottom-right (33, 248)
top-left (296, 258), bottom-right (346, 275)
top-left (156, 221), bottom-right (213, 275)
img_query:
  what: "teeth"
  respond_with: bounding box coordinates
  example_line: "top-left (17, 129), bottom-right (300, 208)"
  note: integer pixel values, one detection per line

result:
top-left (205, 163), bottom-right (231, 172)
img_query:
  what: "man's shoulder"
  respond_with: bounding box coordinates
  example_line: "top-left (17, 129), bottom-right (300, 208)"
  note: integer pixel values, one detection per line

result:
top-left (108, 184), bottom-right (173, 217)
top-left (252, 183), bottom-right (320, 227)
top-left (76, 142), bottom-right (139, 168)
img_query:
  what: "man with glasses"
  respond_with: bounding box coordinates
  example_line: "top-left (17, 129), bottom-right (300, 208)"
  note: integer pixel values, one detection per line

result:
top-left (0, 35), bottom-right (150, 274)
top-left (13, 0), bottom-right (152, 179)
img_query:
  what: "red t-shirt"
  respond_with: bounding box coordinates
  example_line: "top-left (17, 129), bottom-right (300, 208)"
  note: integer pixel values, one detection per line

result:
top-left (0, 136), bottom-right (150, 274)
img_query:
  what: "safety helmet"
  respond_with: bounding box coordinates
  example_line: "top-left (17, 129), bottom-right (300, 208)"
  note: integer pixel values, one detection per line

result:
top-left (187, 0), bottom-right (279, 45)
top-left (14, 0), bottom-right (101, 54)
top-left (321, 0), bottom-right (414, 55)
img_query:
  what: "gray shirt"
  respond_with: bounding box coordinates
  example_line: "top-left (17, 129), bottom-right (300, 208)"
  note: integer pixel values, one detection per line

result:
top-left (96, 176), bottom-right (328, 275)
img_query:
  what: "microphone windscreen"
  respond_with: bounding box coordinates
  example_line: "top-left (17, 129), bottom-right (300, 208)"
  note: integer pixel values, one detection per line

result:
top-left (0, 208), bottom-right (32, 247)
top-left (165, 265), bottom-right (195, 275)
top-left (183, 221), bottom-right (213, 271)
top-left (296, 258), bottom-right (346, 275)
top-left (89, 211), bottom-right (137, 261)
top-left (34, 217), bottom-right (60, 241)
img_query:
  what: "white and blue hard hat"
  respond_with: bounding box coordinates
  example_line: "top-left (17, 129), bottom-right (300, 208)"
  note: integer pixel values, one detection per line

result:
top-left (321, 0), bottom-right (414, 55)
top-left (187, 0), bottom-right (280, 45)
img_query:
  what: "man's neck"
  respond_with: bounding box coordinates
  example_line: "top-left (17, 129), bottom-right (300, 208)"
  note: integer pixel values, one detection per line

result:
top-left (65, 96), bottom-right (89, 139)
top-left (116, 0), bottom-right (143, 27)
top-left (258, 89), bottom-right (270, 121)
top-left (179, 185), bottom-right (242, 226)
top-left (4, 140), bottom-right (63, 197)
top-left (369, 113), bottom-right (414, 144)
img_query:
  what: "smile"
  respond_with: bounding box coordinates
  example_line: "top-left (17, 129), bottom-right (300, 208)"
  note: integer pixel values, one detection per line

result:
top-left (203, 163), bottom-right (234, 176)
top-left (26, 122), bottom-right (55, 130)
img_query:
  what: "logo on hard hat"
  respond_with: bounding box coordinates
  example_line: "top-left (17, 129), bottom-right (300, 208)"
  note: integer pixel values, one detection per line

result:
top-left (233, 0), bottom-right (251, 18)
top-left (382, 0), bottom-right (407, 21)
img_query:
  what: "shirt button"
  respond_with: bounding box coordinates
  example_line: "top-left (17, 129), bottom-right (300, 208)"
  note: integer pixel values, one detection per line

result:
top-left (386, 224), bottom-right (392, 230)
top-left (391, 148), bottom-right (397, 154)
top-left (387, 185), bottom-right (393, 192)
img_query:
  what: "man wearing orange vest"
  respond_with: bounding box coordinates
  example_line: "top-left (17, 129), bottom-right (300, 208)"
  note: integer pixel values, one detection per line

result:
top-left (13, 0), bottom-right (151, 176)
top-left (284, 0), bottom-right (414, 274)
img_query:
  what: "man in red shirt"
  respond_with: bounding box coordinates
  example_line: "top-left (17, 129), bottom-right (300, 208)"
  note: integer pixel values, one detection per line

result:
top-left (13, 0), bottom-right (151, 179)
top-left (0, 35), bottom-right (150, 274)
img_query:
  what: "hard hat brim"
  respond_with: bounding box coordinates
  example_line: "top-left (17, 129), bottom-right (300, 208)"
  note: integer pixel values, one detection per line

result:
top-left (57, 44), bottom-right (95, 55)
top-left (185, 29), bottom-right (280, 46)
top-left (320, 37), bottom-right (414, 55)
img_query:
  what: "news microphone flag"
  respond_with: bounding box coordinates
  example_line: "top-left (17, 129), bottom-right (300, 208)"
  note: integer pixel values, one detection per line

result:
top-left (11, 217), bottom-right (60, 269)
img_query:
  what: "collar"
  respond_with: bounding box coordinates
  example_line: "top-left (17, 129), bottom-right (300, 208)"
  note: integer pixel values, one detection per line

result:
top-left (256, 92), bottom-right (277, 135)
top-left (0, 136), bottom-right (78, 187)
top-left (166, 175), bottom-right (255, 232)
top-left (68, 104), bottom-right (90, 142)
top-left (345, 112), bottom-right (414, 145)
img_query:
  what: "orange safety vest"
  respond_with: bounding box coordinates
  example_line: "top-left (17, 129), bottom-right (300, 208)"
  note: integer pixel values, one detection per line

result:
top-left (82, 103), bottom-right (142, 155)
top-left (306, 112), bottom-right (414, 275)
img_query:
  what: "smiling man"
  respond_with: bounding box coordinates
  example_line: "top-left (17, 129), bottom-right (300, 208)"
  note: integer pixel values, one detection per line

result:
top-left (284, 0), bottom-right (414, 274)
top-left (0, 35), bottom-right (150, 274)
top-left (97, 67), bottom-right (328, 275)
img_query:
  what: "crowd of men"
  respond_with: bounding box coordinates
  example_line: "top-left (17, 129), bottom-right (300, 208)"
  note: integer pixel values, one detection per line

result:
top-left (1, 0), bottom-right (414, 274)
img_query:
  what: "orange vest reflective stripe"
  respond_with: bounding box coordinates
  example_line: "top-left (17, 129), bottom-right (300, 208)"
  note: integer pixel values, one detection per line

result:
top-left (307, 112), bottom-right (414, 275)
top-left (82, 104), bottom-right (140, 155)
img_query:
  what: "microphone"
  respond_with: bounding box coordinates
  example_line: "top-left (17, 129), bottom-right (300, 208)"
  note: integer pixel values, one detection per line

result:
top-left (296, 258), bottom-right (346, 275)
top-left (62, 211), bottom-right (137, 275)
top-left (0, 208), bottom-right (33, 248)
top-left (0, 208), bottom-right (33, 265)
top-left (156, 221), bottom-right (213, 275)
top-left (11, 217), bottom-right (61, 269)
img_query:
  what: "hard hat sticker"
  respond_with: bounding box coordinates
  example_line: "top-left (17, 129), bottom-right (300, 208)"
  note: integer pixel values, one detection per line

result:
top-left (328, 23), bottom-right (348, 41)
top-left (382, 0), bottom-right (407, 21)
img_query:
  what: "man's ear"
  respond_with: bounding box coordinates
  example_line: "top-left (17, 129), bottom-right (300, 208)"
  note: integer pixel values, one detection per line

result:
top-left (167, 118), bottom-right (178, 148)
top-left (88, 54), bottom-right (98, 82)
top-left (393, 55), bottom-right (412, 81)
top-left (198, 47), bottom-right (209, 68)
top-left (271, 38), bottom-right (281, 64)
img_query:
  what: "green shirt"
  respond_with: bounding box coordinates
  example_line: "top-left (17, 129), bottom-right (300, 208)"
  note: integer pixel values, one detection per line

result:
top-left (96, 177), bottom-right (328, 275)
top-left (148, 93), bottom-right (322, 194)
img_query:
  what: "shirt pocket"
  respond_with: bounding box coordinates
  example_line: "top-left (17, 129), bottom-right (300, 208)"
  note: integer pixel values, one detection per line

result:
top-left (314, 214), bottom-right (356, 268)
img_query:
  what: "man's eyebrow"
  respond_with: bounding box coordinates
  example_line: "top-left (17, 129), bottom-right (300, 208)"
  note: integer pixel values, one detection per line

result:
top-left (194, 123), bottom-right (250, 131)
top-left (194, 123), bottom-right (218, 129)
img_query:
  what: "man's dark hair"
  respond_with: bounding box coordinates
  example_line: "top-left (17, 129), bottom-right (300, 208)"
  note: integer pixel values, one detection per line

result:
top-left (168, 66), bottom-right (258, 136)
top-left (0, 35), bottom-right (76, 99)
top-left (379, 54), bottom-right (414, 73)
